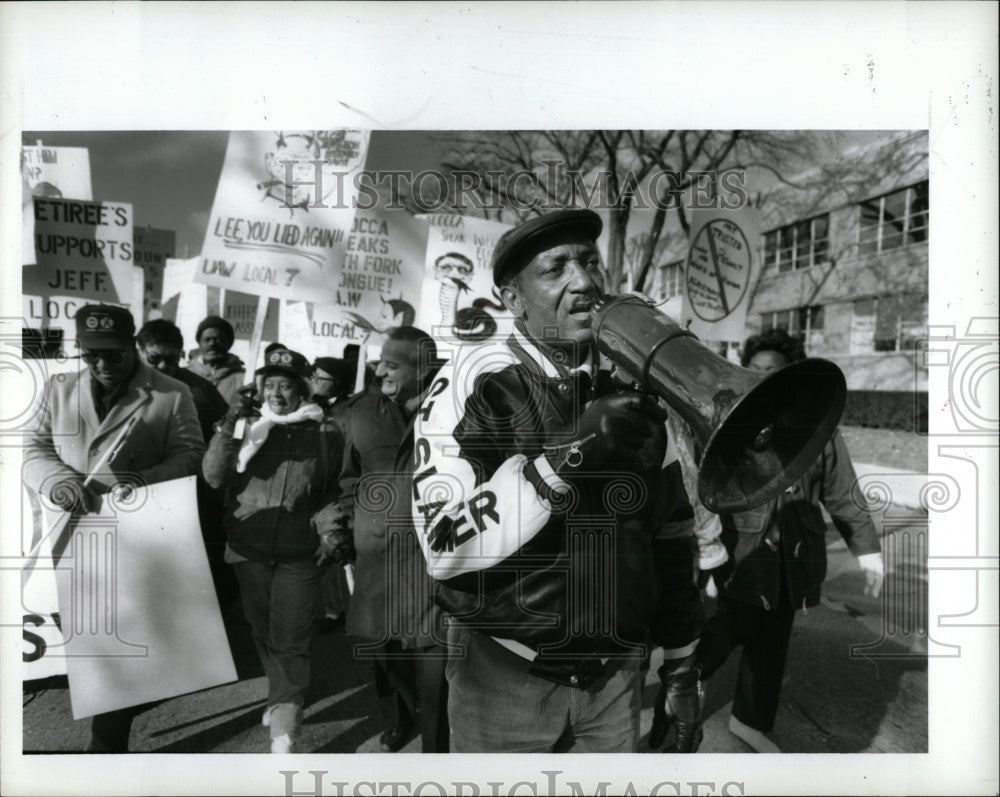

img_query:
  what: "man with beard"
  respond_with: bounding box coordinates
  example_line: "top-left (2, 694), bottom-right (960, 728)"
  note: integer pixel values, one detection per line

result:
top-left (412, 210), bottom-right (704, 753)
top-left (23, 304), bottom-right (204, 752)
top-left (185, 316), bottom-right (246, 404)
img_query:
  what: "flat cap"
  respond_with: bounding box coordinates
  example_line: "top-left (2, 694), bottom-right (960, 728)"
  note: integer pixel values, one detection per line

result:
top-left (491, 209), bottom-right (603, 286)
top-left (75, 304), bottom-right (135, 350)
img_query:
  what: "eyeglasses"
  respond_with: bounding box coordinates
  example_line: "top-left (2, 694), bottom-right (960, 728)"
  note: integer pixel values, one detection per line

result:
top-left (143, 353), bottom-right (181, 367)
top-left (311, 374), bottom-right (335, 384)
top-left (80, 350), bottom-right (128, 365)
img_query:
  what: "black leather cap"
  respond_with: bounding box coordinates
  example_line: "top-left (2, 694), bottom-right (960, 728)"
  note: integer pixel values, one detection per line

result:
top-left (491, 209), bottom-right (603, 286)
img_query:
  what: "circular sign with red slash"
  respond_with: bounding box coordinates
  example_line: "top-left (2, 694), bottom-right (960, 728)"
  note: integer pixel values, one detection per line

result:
top-left (685, 218), bottom-right (752, 322)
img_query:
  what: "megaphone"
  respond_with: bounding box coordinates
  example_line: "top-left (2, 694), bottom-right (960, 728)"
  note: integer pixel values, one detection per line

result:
top-left (591, 294), bottom-right (847, 514)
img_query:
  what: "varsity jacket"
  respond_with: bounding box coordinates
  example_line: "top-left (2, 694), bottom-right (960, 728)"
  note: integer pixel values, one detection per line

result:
top-left (411, 325), bottom-right (699, 678)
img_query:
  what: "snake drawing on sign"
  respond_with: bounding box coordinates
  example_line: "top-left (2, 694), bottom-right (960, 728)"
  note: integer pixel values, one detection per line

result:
top-left (433, 252), bottom-right (505, 342)
top-left (342, 295), bottom-right (417, 337)
top-left (685, 219), bottom-right (752, 322)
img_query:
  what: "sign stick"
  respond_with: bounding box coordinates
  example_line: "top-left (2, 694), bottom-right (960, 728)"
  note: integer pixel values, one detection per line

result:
top-left (245, 294), bottom-right (269, 378)
top-left (354, 343), bottom-right (367, 395)
top-left (233, 294), bottom-right (269, 441)
top-left (218, 287), bottom-right (226, 317)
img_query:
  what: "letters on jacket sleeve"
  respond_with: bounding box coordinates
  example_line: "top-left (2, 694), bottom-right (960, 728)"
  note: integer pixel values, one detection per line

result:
top-left (411, 344), bottom-right (554, 581)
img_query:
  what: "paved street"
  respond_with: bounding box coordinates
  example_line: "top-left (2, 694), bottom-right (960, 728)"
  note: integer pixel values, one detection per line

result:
top-left (21, 516), bottom-right (928, 755)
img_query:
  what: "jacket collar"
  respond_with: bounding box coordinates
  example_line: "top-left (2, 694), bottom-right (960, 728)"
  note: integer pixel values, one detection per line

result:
top-left (508, 321), bottom-right (596, 381)
top-left (81, 360), bottom-right (156, 442)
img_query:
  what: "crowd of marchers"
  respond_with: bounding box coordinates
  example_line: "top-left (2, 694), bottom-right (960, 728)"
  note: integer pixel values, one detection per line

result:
top-left (23, 209), bottom-right (883, 755)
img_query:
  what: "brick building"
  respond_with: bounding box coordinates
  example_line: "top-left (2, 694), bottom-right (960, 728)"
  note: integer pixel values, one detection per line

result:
top-left (648, 131), bottom-right (929, 430)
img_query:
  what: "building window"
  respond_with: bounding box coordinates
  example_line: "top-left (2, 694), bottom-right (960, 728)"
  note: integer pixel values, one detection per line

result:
top-left (850, 294), bottom-right (927, 353)
top-left (858, 181), bottom-right (929, 256)
top-left (759, 305), bottom-right (825, 349)
top-left (656, 260), bottom-right (683, 301)
top-left (762, 214), bottom-right (830, 272)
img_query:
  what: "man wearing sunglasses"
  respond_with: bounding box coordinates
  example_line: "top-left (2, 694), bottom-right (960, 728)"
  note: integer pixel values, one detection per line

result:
top-left (137, 319), bottom-right (228, 444)
top-left (23, 303), bottom-right (205, 753)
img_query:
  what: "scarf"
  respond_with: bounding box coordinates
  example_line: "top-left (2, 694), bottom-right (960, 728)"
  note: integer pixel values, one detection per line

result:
top-left (236, 401), bottom-right (325, 473)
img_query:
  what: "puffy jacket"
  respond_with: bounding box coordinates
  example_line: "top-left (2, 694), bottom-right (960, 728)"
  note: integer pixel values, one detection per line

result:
top-left (718, 429), bottom-right (881, 611)
top-left (412, 325), bottom-right (697, 671)
top-left (202, 414), bottom-right (342, 562)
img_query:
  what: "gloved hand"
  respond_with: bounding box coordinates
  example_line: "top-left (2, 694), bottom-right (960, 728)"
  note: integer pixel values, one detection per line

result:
top-left (544, 392), bottom-right (668, 473)
top-left (649, 653), bottom-right (704, 753)
top-left (48, 477), bottom-right (100, 515)
top-left (221, 385), bottom-right (261, 429)
top-left (315, 522), bottom-right (356, 567)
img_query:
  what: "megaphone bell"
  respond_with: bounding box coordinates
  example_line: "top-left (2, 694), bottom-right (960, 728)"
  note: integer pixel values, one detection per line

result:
top-left (591, 295), bottom-right (847, 514)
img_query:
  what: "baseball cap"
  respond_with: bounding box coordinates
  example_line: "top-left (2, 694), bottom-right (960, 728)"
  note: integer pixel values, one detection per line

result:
top-left (75, 305), bottom-right (136, 350)
top-left (255, 347), bottom-right (313, 397)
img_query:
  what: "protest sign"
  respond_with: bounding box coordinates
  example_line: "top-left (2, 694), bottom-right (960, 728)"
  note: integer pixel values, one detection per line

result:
top-left (415, 214), bottom-right (513, 343)
top-left (22, 198), bottom-right (138, 346)
top-left (21, 487), bottom-right (67, 680)
top-left (161, 256), bottom-right (209, 345)
top-left (49, 476), bottom-right (236, 719)
top-left (21, 145), bottom-right (93, 267)
top-left (278, 300), bottom-right (317, 360)
top-left (680, 207), bottom-right (761, 342)
top-left (196, 130), bottom-right (369, 304)
top-left (309, 207), bottom-right (429, 355)
top-left (133, 227), bottom-right (176, 320)
top-left (223, 290), bottom-right (279, 342)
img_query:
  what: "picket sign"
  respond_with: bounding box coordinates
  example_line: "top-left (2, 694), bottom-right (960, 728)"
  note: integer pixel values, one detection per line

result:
top-left (53, 476), bottom-right (237, 719)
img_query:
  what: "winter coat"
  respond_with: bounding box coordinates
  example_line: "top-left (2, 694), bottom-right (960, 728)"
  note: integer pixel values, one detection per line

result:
top-left (170, 368), bottom-right (229, 443)
top-left (718, 429), bottom-right (881, 611)
top-left (412, 324), bottom-right (698, 675)
top-left (185, 353), bottom-right (246, 404)
top-left (23, 361), bottom-right (205, 502)
top-left (202, 413), bottom-right (343, 562)
top-left (340, 391), bottom-right (443, 649)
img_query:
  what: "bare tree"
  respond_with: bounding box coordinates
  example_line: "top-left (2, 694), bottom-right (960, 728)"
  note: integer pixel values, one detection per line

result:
top-left (423, 130), bottom-right (843, 292)
top-left (406, 130), bottom-right (927, 295)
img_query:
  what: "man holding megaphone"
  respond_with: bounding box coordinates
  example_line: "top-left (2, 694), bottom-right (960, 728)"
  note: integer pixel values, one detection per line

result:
top-left (412, 209), bottom-right (704, 753)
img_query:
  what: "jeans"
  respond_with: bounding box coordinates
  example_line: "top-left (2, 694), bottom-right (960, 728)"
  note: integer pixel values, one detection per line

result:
top-left (445, 623), bottom-right (641, 753)
top-left (234, 558), bottom-right (322, 708)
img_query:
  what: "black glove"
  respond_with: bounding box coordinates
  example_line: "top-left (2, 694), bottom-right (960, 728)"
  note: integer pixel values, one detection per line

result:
top-left (220, 385), bottom-right (261, 429)
top-left (544, 392), bottom-right (667, 473)
top-left (649, 653), bottom-right (704, 753)
top-left (48, 478), bottom-right (100, 515)
top-left (315, 523), bottom-right (356, 566)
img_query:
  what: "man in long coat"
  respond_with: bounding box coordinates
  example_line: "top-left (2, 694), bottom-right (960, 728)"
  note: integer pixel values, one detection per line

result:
top-left (22, 304), bottom-right (204, 752)
top-left (326, 326), bottom-right (448, 753)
